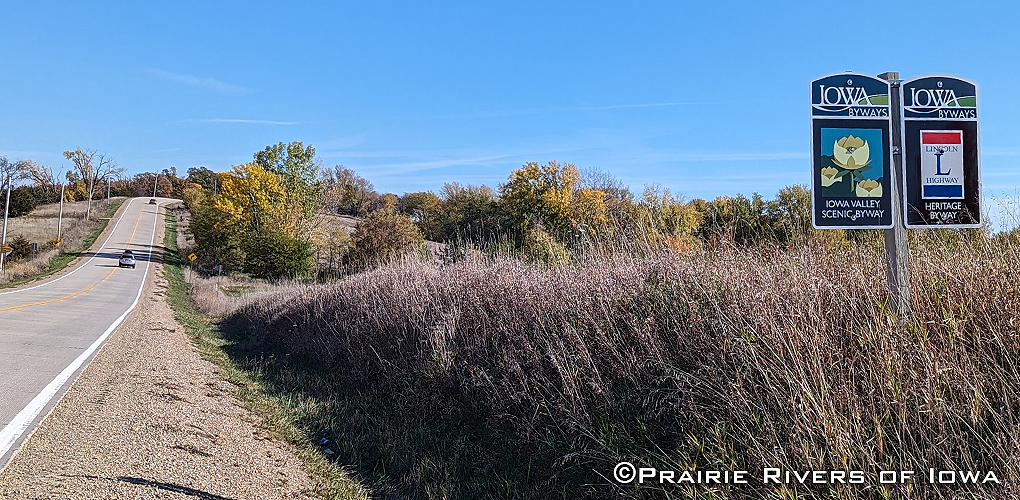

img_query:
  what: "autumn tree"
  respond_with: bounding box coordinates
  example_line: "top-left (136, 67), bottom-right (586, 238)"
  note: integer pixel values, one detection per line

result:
top-left (0, 156), bottom-right (29, 185)
top-left (208, 162), bottom-right (314, 278)
top-left (253, 142), bottom-right (322, 225)
top-left (62, 149), bottom-right (124, 219)
top-left (214, 163), bottom-right (288, 239)
top-left (187, 166), bottom-right (219, 191)
top-left (254, 141), bottom-right (320, 190)
top-left (347, 209), bottom-right (424, 267)
top-left (439, 182), bottom-right (505, 242)
top-left (398, 191), bottom-right (444, 240)
top-left (499, 160), bottom-right (610, 241)
top-left (184, 185), bottom-right (243, 271)
top-left (635, 184), bottom-right (703, 249)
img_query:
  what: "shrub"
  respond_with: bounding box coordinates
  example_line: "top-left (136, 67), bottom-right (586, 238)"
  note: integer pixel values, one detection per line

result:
top-left (520, 224), bottom-right (569, 263)
top-left (6, 235), bottom-right (32, 261)
top-left (347, 209), bottom-right (424, 267)
top-left (4, 186), bottom-right (39, 217)
top-left (241, 229), bottom-right (313, 279)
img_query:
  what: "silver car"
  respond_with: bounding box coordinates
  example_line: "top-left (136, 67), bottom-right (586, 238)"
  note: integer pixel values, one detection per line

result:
top-left (119, 250), bottom-right (136, 269)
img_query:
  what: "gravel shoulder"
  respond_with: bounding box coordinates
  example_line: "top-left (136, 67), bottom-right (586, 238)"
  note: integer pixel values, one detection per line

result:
top-left (0, 209), bottom-right (322, 499)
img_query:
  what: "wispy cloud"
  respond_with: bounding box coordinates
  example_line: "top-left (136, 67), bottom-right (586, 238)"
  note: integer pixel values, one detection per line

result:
top-left (0, 149), bottom-right (53, 159)
top-left (323, 146), bottom-right (578, 176)
top-left (186, 118), bottom-right (301, 125)
top-left (603, 150), bottom-right (809, 165)
top-left (149, 69), bottom-right (251, 93)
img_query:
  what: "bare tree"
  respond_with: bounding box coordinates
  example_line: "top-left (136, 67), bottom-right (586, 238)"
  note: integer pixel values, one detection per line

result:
top-left (321, 165), bottom-right (377, 216)
top-left (23, 160), bottom-right (60, 201)
top-left (62, 148), bottom-right (125, 219)
top-left (0, 156), bottom-right (29, 185)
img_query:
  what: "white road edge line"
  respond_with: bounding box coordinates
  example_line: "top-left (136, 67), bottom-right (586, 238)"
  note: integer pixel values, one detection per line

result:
top-left (0, 198), bottom-right (136, 296)
top-left (0, 202), bottom-right (161, 463)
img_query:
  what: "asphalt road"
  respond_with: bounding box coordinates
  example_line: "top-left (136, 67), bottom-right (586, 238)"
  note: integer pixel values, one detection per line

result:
top-left (0, 198), bottom-right (169, 470)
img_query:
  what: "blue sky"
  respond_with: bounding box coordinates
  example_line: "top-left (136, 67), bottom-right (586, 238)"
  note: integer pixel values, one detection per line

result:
top-left (2, 1), bottom-right (1019, 226)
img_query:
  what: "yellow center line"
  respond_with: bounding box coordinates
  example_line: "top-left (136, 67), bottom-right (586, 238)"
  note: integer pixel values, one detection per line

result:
top-left (0, 205), bottom-right (150, 313)
top-left (0, 269), bottom-right (118, 312)
top-left (126, 206), bottom-right (146, 248)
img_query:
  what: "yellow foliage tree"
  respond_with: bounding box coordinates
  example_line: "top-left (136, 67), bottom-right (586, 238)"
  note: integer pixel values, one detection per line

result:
top-left (500, 160), bottom-right (608, 238)
top-left (571, 187), bottom-right (610, 236)
top-left (212, 163), bottom-right (289, 238)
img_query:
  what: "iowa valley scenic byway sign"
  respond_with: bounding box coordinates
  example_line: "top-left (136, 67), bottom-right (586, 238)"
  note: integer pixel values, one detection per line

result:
top-left (810, 73), bottom-right (894, 229)
top-left (901, 75), bottom-right (981, 228)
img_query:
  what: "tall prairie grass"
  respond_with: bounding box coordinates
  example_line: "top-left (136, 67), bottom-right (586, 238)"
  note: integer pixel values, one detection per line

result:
top-left (192, 231), bottom-right (1020, 499)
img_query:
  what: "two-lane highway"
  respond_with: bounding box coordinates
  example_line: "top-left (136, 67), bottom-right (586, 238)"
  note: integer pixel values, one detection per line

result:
top-left (0, 198), bottom-right (166, 469)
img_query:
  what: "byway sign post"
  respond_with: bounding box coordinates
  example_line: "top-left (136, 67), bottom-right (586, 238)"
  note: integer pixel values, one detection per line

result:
top-left (810, 71), bottom-right (981, 324)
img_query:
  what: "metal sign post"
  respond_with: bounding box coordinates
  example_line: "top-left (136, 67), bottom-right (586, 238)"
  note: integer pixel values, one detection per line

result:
top-left (57, 182), bottom-right (65, 244)
top-left (0, 177), bottom-right (11, 271)
top-left (878, 72), bottom-right (911, 321)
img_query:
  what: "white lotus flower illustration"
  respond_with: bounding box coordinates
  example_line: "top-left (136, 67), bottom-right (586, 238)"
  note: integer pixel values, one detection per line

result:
top-left (856, 178), bottom-right (882, 197)
top-left (832, 136), bottom-right (871, 170)
top-left (821, 166), bottom-right (841, 187)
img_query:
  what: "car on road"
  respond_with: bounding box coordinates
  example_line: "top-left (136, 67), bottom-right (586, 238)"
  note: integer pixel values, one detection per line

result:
top-left (119, 250), bottom-right (136, 269)
top-left (148, 198), bottom-right (157, 204)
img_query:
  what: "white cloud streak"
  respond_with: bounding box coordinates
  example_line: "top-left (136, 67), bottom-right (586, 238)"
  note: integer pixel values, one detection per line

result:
top-left (149, 69), bottom-right (251, 93)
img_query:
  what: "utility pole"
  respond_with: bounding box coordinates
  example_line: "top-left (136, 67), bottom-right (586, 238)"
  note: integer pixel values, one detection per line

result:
top-left (152, 173), bottom-right (159, 198)
top-left (878, 71), bottom-right (911, 323)
top-left (1, 177), bottom-right (11, 271)
top-left (57, 183), bottom-right (65, 243)
top-left (107, 179), bottom-right (111, 205)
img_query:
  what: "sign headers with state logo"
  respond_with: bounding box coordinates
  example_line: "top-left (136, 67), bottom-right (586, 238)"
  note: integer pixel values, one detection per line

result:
top-left (810, 73), bottom-right (894, 229)
top-left (901, 75), bottom-right (981, 228)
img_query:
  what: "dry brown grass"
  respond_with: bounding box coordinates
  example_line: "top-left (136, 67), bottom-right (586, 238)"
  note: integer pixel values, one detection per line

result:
top-left (0, 198), bottom-right (123, 284)
top-left (191, 232), bottom-right (1020, 499)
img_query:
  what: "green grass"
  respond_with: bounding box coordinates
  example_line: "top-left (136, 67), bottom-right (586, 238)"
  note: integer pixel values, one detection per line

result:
top-left (161, 205), bottom-right (368, 500)
top-left (0, 198), bottom-right (125, 289)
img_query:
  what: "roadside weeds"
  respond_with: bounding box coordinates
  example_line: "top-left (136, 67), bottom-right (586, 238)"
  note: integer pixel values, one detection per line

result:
top-left (162, 205), bottom-right (369, 500)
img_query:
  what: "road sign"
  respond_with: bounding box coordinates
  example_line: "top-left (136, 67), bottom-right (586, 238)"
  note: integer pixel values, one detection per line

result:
top-left (1, 245), bottom-right (12, 253)
top-left (811, 73), bottom-right (894, 229)
top-left (188, 253), bottom-right (198, 262)
top-left (901, 75), bottom-right (980, 228)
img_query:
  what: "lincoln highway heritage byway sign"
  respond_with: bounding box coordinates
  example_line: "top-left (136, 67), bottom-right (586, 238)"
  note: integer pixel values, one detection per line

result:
top-left (901, 75), bottom-right (981, 228)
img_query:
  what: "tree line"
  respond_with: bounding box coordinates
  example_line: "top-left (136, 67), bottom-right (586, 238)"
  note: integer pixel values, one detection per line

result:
top-left (0, 149), bottom-right (191, 219)
top-left (7, 141), bottom-right (923, 280)
top-left (177, 140), bottom-right (897, 280)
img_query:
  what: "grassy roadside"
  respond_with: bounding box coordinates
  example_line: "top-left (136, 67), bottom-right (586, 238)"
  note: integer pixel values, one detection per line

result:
top-left (0, 198), bottom-right (126, 289)
top-left (161, 205), bottom-right (368, 500)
